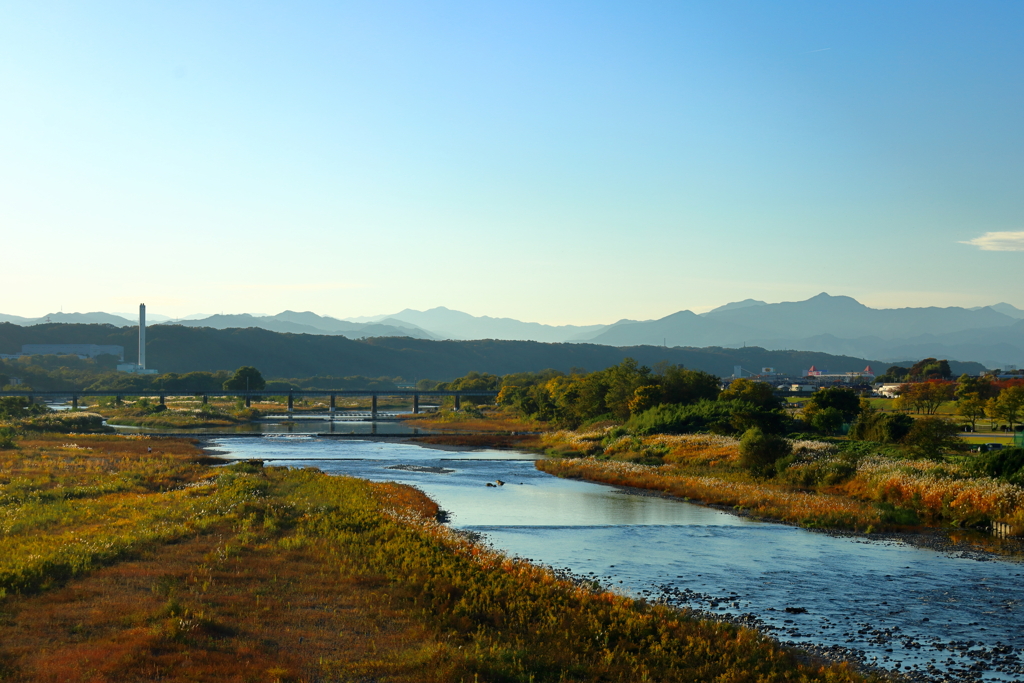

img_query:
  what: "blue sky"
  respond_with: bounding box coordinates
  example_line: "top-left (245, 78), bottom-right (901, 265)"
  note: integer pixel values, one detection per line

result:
top-left (2, 2), bottom-right (1022, 324)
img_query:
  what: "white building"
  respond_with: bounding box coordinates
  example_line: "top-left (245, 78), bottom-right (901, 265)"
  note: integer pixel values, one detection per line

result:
top-left (875, 383), bottom-right (904, 398)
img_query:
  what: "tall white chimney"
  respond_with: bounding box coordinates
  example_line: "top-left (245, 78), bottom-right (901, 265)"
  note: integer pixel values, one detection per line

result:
top-left (139, 303), bottom-right (146, 370)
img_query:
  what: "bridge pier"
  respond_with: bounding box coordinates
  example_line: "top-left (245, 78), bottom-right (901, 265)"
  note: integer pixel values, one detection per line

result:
top-left (454, 394), bottom-right (461, 411)
top-left (159, 395), bottom-right (165, 407)
top-left (115, 394), bottom-right (122, 406)
top-left (245, 393), bottom-right (251, 408)
top-left (413, 393), bottom-right (419, 414)
top-left (330, 393), bottom-right (336, 413)
top-left (371, 394), bottom-right (378, 420)
top-left (72, 395), bottom-right (78, 410)
top-left (202, 394), bottom-right (208, 405)
top-left (287, 391), bottom-right (294, 414)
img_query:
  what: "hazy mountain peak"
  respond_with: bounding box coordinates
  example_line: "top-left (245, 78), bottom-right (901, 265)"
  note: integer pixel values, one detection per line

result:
top-left (805, 292), bottom-right (863, 305)
top-left (985, 303), bottom-right (1024, 319)
top-left (36, 312), bottom-right (135, 326)
top-left (703, 299), bottom-right (767, 316)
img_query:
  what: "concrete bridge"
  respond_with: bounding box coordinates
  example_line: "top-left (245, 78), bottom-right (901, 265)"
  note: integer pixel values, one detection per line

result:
top-left (0, 389), bottom-right (499, 420)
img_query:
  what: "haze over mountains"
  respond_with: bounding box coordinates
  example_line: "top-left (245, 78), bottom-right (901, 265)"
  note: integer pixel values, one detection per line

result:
top-left (581, 294), bottom-right (1024, 368)
top-left (3, 294), bottom-right (1023, 367)
top-left (356, 307), bottom-right (608, 344)
top-left (0, 311), bottom-right (437, 340)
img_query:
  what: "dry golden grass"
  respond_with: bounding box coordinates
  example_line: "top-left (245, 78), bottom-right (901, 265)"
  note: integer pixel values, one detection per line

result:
top-left (536, 428), bottom-right (1024, 531)
top-left (0, 526), bottom-right (447, 682)
top-left (413, 433), bottom-right (543, 450)
top-left (538, 457), bottom-right (885, 530)
top-left (403, 409), bottom-right (542, 434)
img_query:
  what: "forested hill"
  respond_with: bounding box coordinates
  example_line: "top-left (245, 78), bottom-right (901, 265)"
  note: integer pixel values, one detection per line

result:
top-left (0, 323), bottom-right (984, 380)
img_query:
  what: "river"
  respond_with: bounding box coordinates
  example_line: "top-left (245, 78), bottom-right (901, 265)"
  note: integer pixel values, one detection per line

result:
top-left (210, 435), bottom-right (1024, 682)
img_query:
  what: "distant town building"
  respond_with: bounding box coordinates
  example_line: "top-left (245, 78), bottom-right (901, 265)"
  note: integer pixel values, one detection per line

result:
top-left (803, 365), bottom-right (875, 384)
top-left (875, 383), bottom-right (904, 398)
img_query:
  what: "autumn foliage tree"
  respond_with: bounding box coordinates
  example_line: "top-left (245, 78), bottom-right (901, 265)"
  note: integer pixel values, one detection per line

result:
top-left (956, 393), bottom-right (988, 431)
top-left (894, 380), bottom-right (954, 414)
top-left (718, 378), bottom-right (779, 409)
top-left (496, 359), bottom-right (722, 428)
top-left (986, 385), bottom-right (1024, 431)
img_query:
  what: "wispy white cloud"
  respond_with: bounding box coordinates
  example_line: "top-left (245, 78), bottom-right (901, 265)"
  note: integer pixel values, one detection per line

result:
top-left (960, 231), bottom-right (1024, 251)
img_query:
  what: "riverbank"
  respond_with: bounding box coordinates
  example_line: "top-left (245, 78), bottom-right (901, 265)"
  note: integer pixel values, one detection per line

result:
top-left (206, 433), bottom-right (1024, 683)
top-left (202, 428), bottom-right (1024, 559)
top-left (604, 478), bottom-right (1024, 562)
top-left (0, 433), bottom-right (871, 682)
top-left (439, 412), bottom-right (1023, 523)
top-left (536, 439), bottom-right (1023, 531)
top-left (399, 411), bottom-right (1024, 552)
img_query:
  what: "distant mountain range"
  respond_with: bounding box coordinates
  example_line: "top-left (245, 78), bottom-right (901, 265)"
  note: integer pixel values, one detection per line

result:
top-left (0, 322), bottom-right (985, 382)
top-left (577, 294), bottom-right (1024, 368)
top-left (0, 311), bottom-right (142, 327)
top-left (3, 294), bottom-right (1023, 367)
top-left (0, 310), bottom-right (435, 340)
top-left (357, 307), bottom-right (607, 343)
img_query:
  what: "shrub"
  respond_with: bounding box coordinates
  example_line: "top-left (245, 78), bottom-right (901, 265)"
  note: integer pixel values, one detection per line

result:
top-left (19, 412), bottom-right (111, 433)
top-left (810, 407), bottom-right (843, 435)
top-left (0, 426), bottom-right (17, 449)
top-left (901, 417), bottom-right (965, 459)
top-left (738, 427), bottom-right (792, 478)
top-left (0, 397), bottom-right (48, 419)
top-left (972, 447), bottom-right (1024, 485)
top-left (850, 410), bottom-right (914, 443)
top-left (807, 387), bottom-right (861, 420)
top-left (626, 399), bottom-right (787, 436)
top-left (777, 451), bottom-right (862, 488)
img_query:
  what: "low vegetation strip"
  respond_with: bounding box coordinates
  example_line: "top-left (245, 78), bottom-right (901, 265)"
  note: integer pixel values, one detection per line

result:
top-left (536, 428), bottom-right (1024, 532)
top-left (850, 457), bottom-right (1024, 526)
top-left (537, 456), bottom-right (884, 530)
top-left (0, 434), bottom-right (872, 682)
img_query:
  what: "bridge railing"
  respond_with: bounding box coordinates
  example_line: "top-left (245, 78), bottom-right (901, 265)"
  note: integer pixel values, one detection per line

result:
top-left (0, 389), bottom-right (499, 416)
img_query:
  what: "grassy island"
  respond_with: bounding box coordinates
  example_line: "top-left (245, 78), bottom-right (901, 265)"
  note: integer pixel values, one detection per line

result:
top-left (0, 433), bottom-right (871, 682)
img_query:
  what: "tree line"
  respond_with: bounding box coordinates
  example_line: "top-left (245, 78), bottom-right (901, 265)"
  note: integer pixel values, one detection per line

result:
top-left (0, 356), bottom-right (402, 393)
top-left (436, 359), bottom-right (1022, 466)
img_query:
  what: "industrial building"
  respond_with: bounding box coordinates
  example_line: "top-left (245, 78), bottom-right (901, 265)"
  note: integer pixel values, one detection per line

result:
top-left (117, 303), bottom-right (157, 374)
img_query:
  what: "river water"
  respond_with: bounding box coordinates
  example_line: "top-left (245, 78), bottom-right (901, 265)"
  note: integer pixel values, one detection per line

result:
top-left (210, 436), bottom-right (1024, 682)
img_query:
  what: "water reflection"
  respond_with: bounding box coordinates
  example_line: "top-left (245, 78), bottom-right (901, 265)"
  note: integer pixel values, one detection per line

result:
top-left (109, 419), bottom-right (424, 435)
